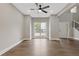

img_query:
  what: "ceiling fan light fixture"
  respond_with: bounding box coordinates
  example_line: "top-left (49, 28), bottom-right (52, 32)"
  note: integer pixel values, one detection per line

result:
top-left (38, 10), bottom-right (42, 12)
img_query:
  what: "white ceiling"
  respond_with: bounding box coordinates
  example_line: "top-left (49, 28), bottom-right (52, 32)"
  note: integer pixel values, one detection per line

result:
top-left (12, 3), bottom-right (68, 17)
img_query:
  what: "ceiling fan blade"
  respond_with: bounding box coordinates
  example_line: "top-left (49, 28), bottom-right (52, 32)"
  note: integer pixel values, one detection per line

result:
top-left (41, 9), bottom-right (47, 13)
top-left (35, 3), bottom-right (38, 6)
top-left (30, 8), bottom-right (36, 10)
top-left (42, 5), bottom-right (49, 9)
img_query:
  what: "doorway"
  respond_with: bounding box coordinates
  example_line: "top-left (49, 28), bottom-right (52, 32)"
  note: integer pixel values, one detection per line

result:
top-left (32, 19), bottom-right (49, 39)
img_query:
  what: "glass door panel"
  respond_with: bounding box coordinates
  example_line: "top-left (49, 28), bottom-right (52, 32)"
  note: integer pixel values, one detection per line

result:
top-left (33, 21), bottom-right (48, 39)
top-left (40, 22), bottom-right (47, 38)
top-left (33, 22), bottom-right (41, 38)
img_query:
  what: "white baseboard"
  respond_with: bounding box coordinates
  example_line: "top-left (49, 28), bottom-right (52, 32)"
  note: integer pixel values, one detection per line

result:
top-left (49, 37), bottom-right (75, 40)
top-left (0, 40), bottom-right (23, 55)
top-left (73, 38), bottom-right (79, 40)
top-left (60, 37), bottom-right (74, 39)
top-left (49, 38), bottom-right (60, 40)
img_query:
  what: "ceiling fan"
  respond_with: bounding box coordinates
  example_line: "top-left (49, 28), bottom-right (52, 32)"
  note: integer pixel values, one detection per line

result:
top-left (30, 3), bottom-right (50, 13)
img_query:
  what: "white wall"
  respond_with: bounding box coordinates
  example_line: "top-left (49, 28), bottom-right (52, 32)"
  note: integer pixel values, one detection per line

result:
top-left (73, 28), bottom-right (79, 40)
top-left (49, 10), bottom-right (73, 39)
top-left (59, 22), bottom-right (70, 38)
top-left (58, 10), bottom-right (73, 38)
top-left (50, 15), bottom-right (60, 40)
top-left (23, 15), bottom-right (31, 40)
top-left (0, 4), bottom-right (24, 53)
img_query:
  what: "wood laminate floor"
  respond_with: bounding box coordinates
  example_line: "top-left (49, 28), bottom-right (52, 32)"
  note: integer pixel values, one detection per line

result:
top-left (2, 39), bottom-right (79, 56)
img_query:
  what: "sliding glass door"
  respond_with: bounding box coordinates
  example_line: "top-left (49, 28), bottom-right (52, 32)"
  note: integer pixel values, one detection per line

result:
top-left (32, 21), bottom-right (48, 39)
